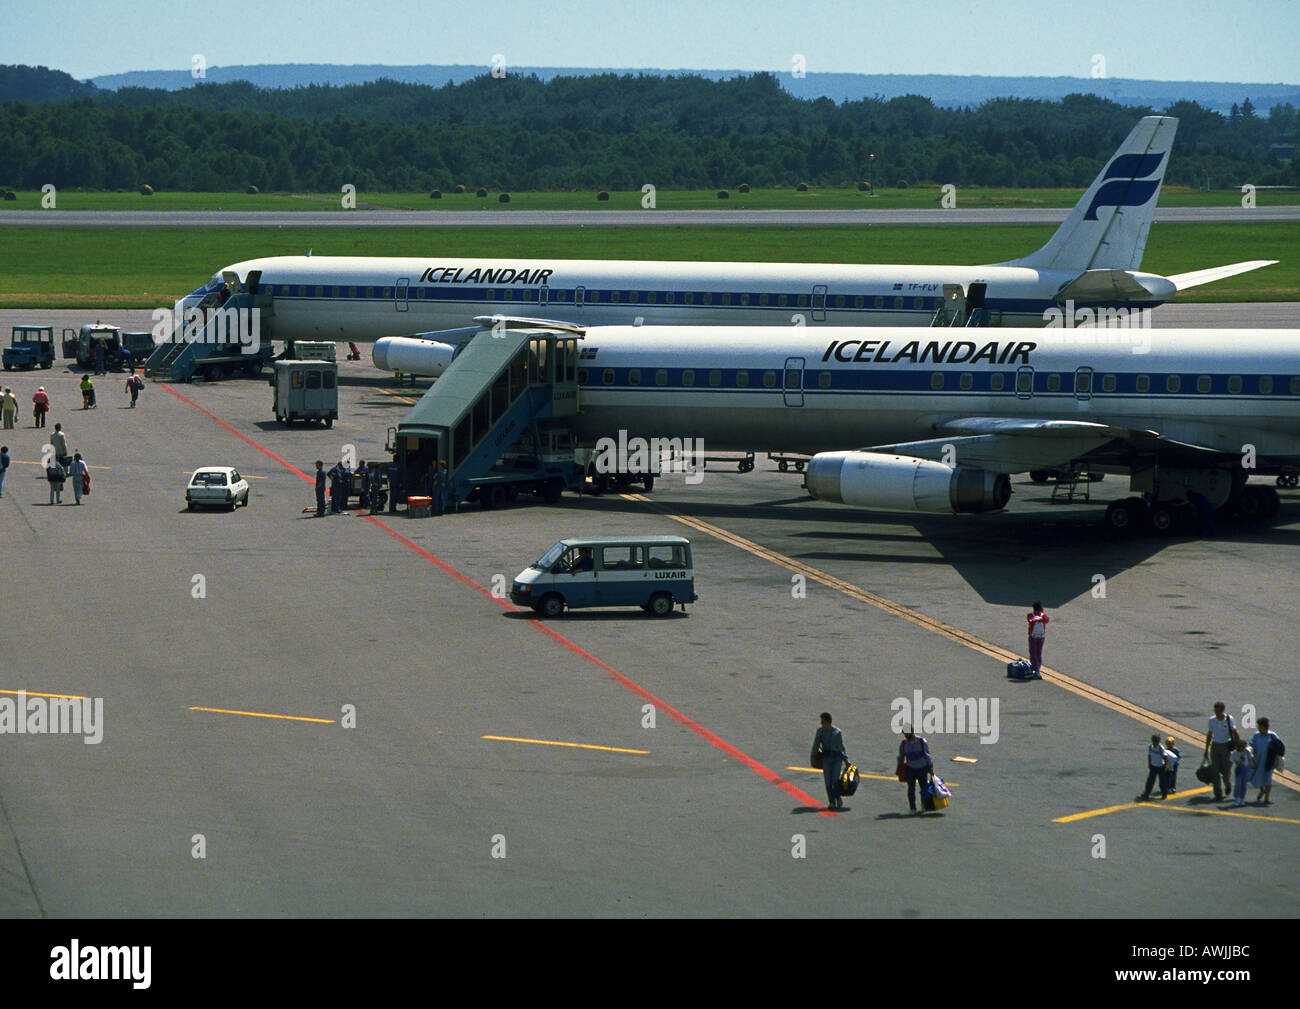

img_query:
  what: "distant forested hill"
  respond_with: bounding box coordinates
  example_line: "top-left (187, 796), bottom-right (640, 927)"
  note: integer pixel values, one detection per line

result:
top-left (0, 70), bottom-right (1295, 192)
top-left (0, 64), bottom-right (98, 101)
top-left (87, 63), bottom-right (1300, 117)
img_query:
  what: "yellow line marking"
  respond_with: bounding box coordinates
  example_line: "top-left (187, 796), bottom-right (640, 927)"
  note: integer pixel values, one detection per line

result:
top-left (375, 388), bottom-right (417, 405)
top-left (483, 734), bottom-right (649, 755)
top-left (1053, 785), bottom-right (1214, 822)
top-left (188, 706), bottom-right (335, 724)
top-left (1, 688), bottom-right (88, 700)
top-left (1144, 802), bottom-right (1300, 826)
top-left (952, 756), bottom-right (978, 763)
top-left (625, 494), bottom-right (1300, 795)
top-left (14, 460), bottom-right (110, 470)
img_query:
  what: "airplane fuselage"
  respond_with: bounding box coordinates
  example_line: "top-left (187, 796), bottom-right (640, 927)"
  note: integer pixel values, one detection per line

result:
top-left (566, 327), bottom-right (1300, 465)
top-left (211, 256), bottom-right (1177, 342)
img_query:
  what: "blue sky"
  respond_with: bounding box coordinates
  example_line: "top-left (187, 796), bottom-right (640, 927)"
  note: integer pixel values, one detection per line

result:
top-left (5, 0), bottom-right (1298, 83)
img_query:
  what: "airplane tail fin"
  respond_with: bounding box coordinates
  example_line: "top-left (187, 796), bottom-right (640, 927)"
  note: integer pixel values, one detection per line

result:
top-left (999, 116), bottom-right (1178, 273)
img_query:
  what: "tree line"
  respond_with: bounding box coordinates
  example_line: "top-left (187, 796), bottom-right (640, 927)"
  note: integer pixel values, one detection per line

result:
top-left (0, 67), bottom-right (1295, 192)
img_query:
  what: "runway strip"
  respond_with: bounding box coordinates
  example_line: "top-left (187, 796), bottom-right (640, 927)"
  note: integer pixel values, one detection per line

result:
top-left (622, 493), bottom-right (1300, 795)
top-left (155, 380), bottom-right (835, 816)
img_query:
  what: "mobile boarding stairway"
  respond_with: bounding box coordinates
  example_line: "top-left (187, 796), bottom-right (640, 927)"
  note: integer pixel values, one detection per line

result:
top-left (144, 284), bottom-right (277, 382)
top-left (389, 319), bottom-right (588, 510)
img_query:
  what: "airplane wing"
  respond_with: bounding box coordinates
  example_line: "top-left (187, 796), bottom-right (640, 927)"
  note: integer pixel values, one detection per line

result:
top-left (867, 416), bottom-right (1228, 473)
top-left (1166, 260), bottom-right (1277, 291)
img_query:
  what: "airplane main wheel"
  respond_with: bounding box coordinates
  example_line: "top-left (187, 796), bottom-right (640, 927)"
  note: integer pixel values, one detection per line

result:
top-left (1148, 503), bottom-right (1177, 534)
top-left (779, 460), bottom-right (789, 472)
top-left (542, 478), bottom-right (564, 504)
top-left (1030, 470), bottom-right (1053, 484)
top-left (1241, 485), bottom-right (1280, 521)
top-left (641, 474), bottom-right (654, 493)
top-left (1105, 497), bottom-right (1145, 533)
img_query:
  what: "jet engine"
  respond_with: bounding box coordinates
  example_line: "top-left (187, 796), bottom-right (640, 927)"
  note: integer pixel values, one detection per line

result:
top-left (371, 336), bottom-right (459, 377)
top-left (804, 451), bottom-right (1011, 514)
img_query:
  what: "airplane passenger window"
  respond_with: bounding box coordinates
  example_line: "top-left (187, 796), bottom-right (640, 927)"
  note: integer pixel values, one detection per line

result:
top-left (763, 371), bottom-right (777, 388)
top-left (835, 296), bottom-right (846, 308)
top-left (684, 293), bottom-right (694, 305)
top-left (854, 296), bottom-right (864, 309)
top-left (656, 370), bottom-right (667, 386)
top-left (1197, 375), bottom-right (1211, 393)
top-left (709, 370), bottom-right (721, 387)
top-left (1136, 375), bottom-right (1150, 393)
top-left (1075, 372), bottom-right (1091, 394)
top-left (502, 289), bottom-right (513, 300)
top-left (578, 369), bottom-right (589, 385)
top-left (1016, 371), bottom-right (1032, 393)
top-left (778, 295), bottom-right (788, 307)
top-left (818, 371), bottom-right (832, 388)
top-left (758, 294), bottom-right (769, 306)
top-left (602, 369), bottom-right (614, 385)
top-left (628, 369), bottom-right (641, 386)
top-left (1228, 376), bottom-right (1242, 394)
top-left (990, 373), bottom-right (1005, 392)
top-left (931, 373), bottom-right (945, 390)
top-left (701, 293), bottom-right (712, 305)
top-left (894, 297), bottom-right (904, 309)
top-left (610, 291), bottom-right (620, 303)
top-left (1291, 377), bottom-right (1300, 395)
top-left (1102, 374), bottom-right (1116, 393)
top-left (875, 297), bottom-right (884, 309)
top-left (960, 373), bottom-right (973, 390)
top-left (740, 294), bottom-right (750, 306)
top-left (736, 371), bottom-right (749, 387)
top-left (914, 298), bottom-right (924, 310)
top-left (1260, 376), bottom-right (1274, 394)
top-left (682, 370), bottom-right (695, 387)
top-left (1046, 374), bottom-right (1061, 392)
top-left (1166, 375), bottom-right (1181, 393)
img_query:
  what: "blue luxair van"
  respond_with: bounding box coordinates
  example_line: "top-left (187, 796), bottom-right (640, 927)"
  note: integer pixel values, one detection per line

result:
top-left (511, 536), bottom-right (696, 617)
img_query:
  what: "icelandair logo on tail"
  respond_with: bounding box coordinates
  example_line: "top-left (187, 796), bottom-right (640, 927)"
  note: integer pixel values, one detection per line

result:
top-left (1084, 151), bottom-right (1166, 221)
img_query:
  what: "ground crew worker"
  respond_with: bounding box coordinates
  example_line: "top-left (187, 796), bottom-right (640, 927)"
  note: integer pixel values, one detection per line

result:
top-left (1, 388), bottom-right (17, 429)
top-left (33, 387), bottom-right (49, 428)
top-left (126, 371), bottom-right (143, 408)
top-left (327, 461), bottom-right (344, 513)
top-left (431, 459), bottom-right (447, 515)
top-left (314, 460), bottom-right (326, 517)
top-left (387, 457), bottom-right (402, 513)
top-left (368, 464), bottom-right (383, 514)
top-left (80, 376), bottom-right (96, 409)
top-left (0, 445), bottom-right (9, 499)
top-left (356, 460), bottom-right (369, 511)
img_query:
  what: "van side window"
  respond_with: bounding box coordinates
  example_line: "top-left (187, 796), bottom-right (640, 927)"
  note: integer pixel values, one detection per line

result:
top-left (647, 545), bottom-right (687, 569)
top-left (601, 546), bottom-right (644, 570)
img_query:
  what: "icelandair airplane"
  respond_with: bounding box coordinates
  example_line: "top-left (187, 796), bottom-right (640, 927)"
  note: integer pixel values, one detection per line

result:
top-left (180, 115), bottom-right (1272, 377)
top-left (558, 323), bottom-right (1298, 533)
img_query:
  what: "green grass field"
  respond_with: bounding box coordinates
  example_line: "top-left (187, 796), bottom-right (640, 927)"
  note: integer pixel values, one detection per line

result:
top-left (0, 222), bottom-right (1294, 308)
top-left (2, 185), bottom-right (1298, 213)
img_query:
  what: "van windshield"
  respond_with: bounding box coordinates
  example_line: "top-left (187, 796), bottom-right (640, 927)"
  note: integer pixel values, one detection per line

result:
top-left (533, 541), bottom-right (567, 570)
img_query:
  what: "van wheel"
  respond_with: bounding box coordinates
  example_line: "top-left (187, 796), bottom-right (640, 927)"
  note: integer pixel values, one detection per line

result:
top-left (648, 592), bottom-right (674, 617)
top-left (536, 594), bottom-right (565, 618)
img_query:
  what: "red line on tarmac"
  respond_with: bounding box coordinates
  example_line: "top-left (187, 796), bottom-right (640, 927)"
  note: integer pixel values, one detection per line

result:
top-left (165, 386), bottom-right (832, 815)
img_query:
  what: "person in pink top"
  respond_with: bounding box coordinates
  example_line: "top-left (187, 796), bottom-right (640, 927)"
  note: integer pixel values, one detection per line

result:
top-left (1027, 601), bottom-right (1049, 674)
top-left (32, 386), bottom-right (49, 428)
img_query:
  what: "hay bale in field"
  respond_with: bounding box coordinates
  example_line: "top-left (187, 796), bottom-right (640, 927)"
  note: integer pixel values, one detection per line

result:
top-left (455, 184), bottom-right (466, 193)
top-left (139, 184), bottom-right (154, 196)
top-left (498, 192), bottom-right (510, 203)
top-left (796, 182), bottom-right (808, 192)
top-left (476, 187), bottom-right (488, 197)
top-left (597, 190), bottom-right (610, 201)
top-left (246, 185), bottom-right (259, 195)
top-left (716, 189), bottom-right (729, 199)
top-left (430, 189), bottom-right (442, 199)
top-left (738, 183), bottom-right (749, 194)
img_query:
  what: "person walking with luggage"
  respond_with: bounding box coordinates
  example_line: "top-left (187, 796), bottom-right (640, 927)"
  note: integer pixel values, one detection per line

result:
top-left (811, 712), bottom-right (848, 810)
top-left (1139, 733), bottom-right (1174, 801)
top-left (46, 457), bottom-right (66, 504)
top-left (126, 371), bottom-right (143, 408)
top-left (1250, 717), bottom-right (1283, 806)
top-left (1230, 738), bottom-right (1255, 807)
top-left (1203, 701), bottom-right (1239, 801)
top-left (898, 727), bottom-right (934, 814)
top-left (2, 387), bottom-right (17, 429)
top-left (33, 386), bottom-right (49, 428)
top-left (80, 375), bottom-right (97, 409)
top-left (50, 423), bottom-right (71, 471)
top-left (1027, 601), bottom-right (1049, 675)
top-left (69, 453), bottom-right (88, 505)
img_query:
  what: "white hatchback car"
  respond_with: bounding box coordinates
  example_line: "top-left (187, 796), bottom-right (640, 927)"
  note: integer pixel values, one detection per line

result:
top-left (186, 466), bottom-right (250, 510)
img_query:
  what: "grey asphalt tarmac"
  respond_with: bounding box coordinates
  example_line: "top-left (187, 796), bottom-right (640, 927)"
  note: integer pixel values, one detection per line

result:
top-left (2, 206), bottom-right (1298, 227)
top-left (0, 305), bottom-right (1296, 919)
